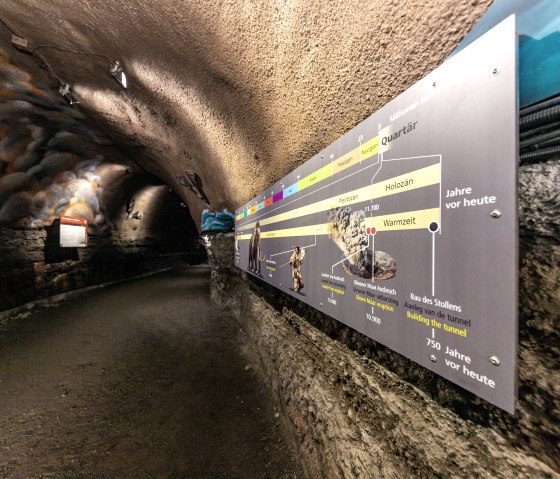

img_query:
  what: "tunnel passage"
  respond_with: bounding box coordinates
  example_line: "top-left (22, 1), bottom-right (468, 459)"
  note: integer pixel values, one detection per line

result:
top-left (0, 50), bottom-right (205, 311)
top-left (0, 1), bottom-right (559, 478)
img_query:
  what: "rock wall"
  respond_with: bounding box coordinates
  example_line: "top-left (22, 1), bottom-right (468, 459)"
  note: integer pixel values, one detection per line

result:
top-left (205, 202), bottom-right (559, 479)
top-left (0, 227), bottom-right (206, 312)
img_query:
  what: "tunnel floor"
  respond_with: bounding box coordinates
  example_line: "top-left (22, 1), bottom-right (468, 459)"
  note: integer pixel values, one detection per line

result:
top-left (0, 266), bottom-right (303, 479)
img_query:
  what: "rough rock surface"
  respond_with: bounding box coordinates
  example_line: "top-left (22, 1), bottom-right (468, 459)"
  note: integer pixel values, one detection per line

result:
top-left (341, 249), bottom-right (397, 280)
top-left (205, 232), bottom-right (559, 478)
top-left (329, 207), bottom-right (368, 268)
top-left (329, 206), bottom-right (396, 279)
top-left (519, 159), bottom-right (560, 238)
top-left (0, 0), bottom-right (493, 225)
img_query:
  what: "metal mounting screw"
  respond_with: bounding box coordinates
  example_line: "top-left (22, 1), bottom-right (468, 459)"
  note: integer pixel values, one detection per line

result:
top-left (490, 209), bottom-right (502, 219)
top-left (492, 67), bottom-right (500, 75)
top-left (490, 356), bottom-right (501, 366)
top-left (430, 355), bottom-right (437, 363)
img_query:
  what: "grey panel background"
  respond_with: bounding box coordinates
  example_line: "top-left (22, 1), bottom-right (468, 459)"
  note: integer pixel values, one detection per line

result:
top-left (235, 17), bottom-right (517, 413)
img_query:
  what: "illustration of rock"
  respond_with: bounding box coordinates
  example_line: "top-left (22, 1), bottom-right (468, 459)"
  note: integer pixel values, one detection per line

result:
top-left (328, 206), bottom-right (396, 280)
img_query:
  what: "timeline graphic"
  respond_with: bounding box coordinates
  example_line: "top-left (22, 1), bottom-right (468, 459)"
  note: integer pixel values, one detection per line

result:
top-left (235, 17), bottom-right (518, 413)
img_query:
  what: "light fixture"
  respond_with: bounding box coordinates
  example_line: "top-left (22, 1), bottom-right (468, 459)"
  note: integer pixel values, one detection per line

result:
top-left (59, 83), bottom-right (79, 105)
top-left (109, 61), bottom-right (127, 89)
top-left (10, 34), bottom-right (30, 52)
top-left (0, 19), bottom-right (130, 101)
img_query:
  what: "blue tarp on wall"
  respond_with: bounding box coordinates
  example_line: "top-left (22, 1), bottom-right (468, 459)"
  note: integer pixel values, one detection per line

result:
top-left (201, 209), bottom-right (235, 233)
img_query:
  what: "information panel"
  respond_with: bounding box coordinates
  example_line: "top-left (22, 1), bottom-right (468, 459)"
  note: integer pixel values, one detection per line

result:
top-left (60, 215), bottom-right (88, 248)
top-left (235, 17), bottom-right (517, 412)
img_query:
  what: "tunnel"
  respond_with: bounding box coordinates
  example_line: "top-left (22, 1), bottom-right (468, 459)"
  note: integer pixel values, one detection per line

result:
top-left (0, 0), bottom-right (559, 478)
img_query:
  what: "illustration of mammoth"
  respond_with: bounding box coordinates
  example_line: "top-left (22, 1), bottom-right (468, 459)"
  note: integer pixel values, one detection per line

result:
top-left (248, 221), bottom-right (264, 275)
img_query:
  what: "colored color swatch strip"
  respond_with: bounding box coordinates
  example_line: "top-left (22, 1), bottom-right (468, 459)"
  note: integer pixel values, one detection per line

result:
top-left (299, 163), bottom-right (333, 190)
top-left (283, 182), bottom-right (299, 198)
top-left (236, 135), bottom-right (379, 219)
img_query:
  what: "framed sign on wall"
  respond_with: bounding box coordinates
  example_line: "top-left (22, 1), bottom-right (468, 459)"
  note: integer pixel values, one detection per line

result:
top-left (60, 215), bottom-right (88, 248)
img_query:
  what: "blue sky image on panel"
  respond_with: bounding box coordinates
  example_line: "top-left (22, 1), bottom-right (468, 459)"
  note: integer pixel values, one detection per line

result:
top-left (452, 0), bottom-right (560, 108)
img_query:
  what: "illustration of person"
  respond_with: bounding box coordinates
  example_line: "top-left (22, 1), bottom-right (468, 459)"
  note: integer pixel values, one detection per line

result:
top-left (289, 246), bottom-right (305, 292)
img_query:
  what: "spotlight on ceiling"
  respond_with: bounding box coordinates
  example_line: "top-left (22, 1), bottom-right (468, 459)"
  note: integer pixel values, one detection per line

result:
top-left (59, 83), bottom-right (79, 105)
top-left (109, 61), bottom-right (127, 89)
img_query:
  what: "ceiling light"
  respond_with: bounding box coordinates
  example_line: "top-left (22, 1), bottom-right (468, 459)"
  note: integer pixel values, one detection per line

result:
top-left (109, 61), bottom-right (127, 89)
top-left (10, 34), bottom-right (30, 52)
top-left (59, 83), bottom-right (79, 105)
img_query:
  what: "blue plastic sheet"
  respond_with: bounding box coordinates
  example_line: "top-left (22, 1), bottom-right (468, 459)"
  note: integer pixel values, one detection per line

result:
top-left (451, 0), bottom-right (560, 108)
top-left (201, 209), bottom-right (235, 233)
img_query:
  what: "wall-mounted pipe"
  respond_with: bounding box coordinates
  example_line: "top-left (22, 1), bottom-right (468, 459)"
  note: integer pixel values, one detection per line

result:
top-left (519, 128), bottom-right (560, 149)
top-left (520, 120), bottom-right (560, 140)
top-left (528, 136), bottom-right (560, 151)
top-left (519, 144), bottom-right (560, 163)
top-left (520, 105), bottom-right (560, 132)
top-left (520, 95), bottom-right (560, 117)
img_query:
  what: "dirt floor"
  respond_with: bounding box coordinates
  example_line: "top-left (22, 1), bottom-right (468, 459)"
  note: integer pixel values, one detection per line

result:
top-left (0, 265), bottom-right (303, 479)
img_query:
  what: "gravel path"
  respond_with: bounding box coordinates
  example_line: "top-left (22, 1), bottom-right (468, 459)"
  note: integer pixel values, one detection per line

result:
top-left (0, 265), bottom-right (302, 479)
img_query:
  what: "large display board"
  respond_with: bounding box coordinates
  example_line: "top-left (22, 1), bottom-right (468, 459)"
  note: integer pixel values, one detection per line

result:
top-left (235, 17), bottom-right (517, 413)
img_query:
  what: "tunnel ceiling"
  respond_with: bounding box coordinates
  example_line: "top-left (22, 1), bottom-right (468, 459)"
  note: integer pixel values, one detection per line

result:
top-left (0, 0), bottom-right (492, 228)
